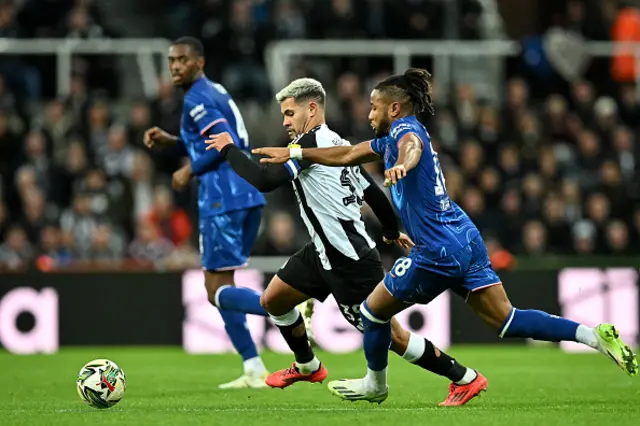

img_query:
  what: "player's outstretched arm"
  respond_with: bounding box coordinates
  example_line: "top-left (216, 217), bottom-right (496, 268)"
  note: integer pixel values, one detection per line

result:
top-left (253, 140), bottom-right (380, 166)
top-left (384, 133), bottom-right (423, 186)
top-left (208, 132), bottom-right (293, 192)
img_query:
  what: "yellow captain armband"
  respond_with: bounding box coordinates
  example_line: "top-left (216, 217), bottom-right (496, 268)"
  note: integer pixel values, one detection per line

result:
top-left (288, 143), bottom-right (303, 160)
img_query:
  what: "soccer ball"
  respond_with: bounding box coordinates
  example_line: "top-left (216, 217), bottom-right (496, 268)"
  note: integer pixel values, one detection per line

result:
top-left (76, 359), bottom-right (126, 409)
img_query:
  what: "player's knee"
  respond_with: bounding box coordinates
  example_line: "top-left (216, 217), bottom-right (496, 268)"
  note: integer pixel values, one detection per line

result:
top-left (207, 291), bottom-right (217, 307)
top-left (259, 292), bottom-right (284, 315)
top-left (259, 292), bottom-right (270, 311)
top-left (468, 285), bottom-right (513, 331)
top-left (360, 300), bottom-right (390, 326)
top-left (207, 284), bottom-right (232, 308)
top-left (488, 299), bottom-right (514, 331)
top-left (204, 270), bottom-right (234, 308)
top-left (497, 300), bottom-right (514, 322)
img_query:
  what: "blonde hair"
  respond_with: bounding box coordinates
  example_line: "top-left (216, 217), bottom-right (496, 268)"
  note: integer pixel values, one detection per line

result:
top-left (275, 78), bottom-right (326, 106)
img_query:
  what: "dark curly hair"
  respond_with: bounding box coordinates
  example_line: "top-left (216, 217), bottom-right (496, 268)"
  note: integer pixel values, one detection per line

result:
top-left (374, 68), bottom-right (435, 123)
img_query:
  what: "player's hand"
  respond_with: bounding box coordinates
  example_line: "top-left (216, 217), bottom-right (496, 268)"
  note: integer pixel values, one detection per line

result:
top-left (384, 165), bottom-right (407, 187)
top-left (143, 126), bottom-right (175, 148)
top-left (383, 232), bottom-right (414, 250)
top-left (252, 147), bottom-right (291, 164)
top-left (172, 165), bottom-right (192, 192)
top-left (206, 132), bottom-right (233, 152)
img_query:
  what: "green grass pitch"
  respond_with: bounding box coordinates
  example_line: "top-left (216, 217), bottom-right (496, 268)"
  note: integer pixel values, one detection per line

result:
top-left (0, 346), bottom-right (638, 426)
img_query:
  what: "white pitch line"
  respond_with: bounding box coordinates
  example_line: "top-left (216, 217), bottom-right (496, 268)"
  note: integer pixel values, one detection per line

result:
top-left (2, 406), bottom-right (579, 415)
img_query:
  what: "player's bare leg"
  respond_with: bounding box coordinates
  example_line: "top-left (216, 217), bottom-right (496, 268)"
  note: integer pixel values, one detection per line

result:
top-left (204, 270), bottom-right (269, 389)
top-left (467, 284), bottom-right (638, 376)
top-left (261, 276), bottom-right (328, 388)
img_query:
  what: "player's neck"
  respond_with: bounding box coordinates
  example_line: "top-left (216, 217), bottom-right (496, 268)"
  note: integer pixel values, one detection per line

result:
top-left (183, 73), bottom-right (206, 91)
top-left (394, 111), bottom-right (412, 121)
top-left (303, 117), bottom-right (325, 133)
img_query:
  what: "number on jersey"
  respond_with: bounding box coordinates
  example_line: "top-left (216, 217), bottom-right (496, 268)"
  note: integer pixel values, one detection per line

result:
top-left (211, 82), bottom-right (250, 149)
top-left (340, 168), bottom-right (363, 207)
top-left (339, 303), bottom-right (364, 331)
top-left (430, 144), bottom-right (447, 196)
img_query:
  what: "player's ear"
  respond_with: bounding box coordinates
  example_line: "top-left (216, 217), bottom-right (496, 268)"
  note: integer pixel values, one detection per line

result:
top-left (308, 100), bottom-right (318, 117)
top-left (389, 101), bottom-right (402, 117)
top-left (197, 56), bottom-right (205, 69)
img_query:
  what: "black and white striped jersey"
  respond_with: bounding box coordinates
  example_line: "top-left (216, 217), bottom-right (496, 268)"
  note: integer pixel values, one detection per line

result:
top-left (282, 124), bottom-right (376, 270)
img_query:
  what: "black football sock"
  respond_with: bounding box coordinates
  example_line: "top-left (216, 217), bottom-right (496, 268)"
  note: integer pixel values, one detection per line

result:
top-left (270, 310), bottom-right (315, 364)
top-left (402, 332), bottom-right (475, 383)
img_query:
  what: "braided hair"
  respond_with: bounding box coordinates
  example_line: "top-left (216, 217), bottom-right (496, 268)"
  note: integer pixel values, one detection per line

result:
top-left (374, 68), bottom-right (435, 124)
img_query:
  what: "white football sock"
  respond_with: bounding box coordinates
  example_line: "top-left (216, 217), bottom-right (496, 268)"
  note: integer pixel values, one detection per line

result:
top-left (243, 356), bottom-right (267, 376)
top-left (455, 368), bottom-right (478, 385)
top-left (576, 325), bottom-right (598, 349)
top-left (402, 332), bottom-right (426, 363)
top-left (365, 367), bottom-right (387, 392)
top-left (295, 357), bottom-right (320, 375)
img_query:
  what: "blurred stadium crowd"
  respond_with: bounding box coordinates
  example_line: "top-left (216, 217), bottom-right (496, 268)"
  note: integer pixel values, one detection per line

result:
top-left (0, 0), bottom-right (639, 272)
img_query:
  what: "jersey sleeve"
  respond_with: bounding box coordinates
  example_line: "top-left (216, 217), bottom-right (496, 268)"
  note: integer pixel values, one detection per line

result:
top-left (221, 144), bottom-right (294, 192)
top-left (184, 93), bottom-right (232, 137)
top-left (369, 138), bottom-right (384, 155)
top-left (389, 119), bottom-right (417, 143)
top-left (283, 131), bottom-right (317, 178)
top-left (360, 167), bottom-right (400, 240)
top-left (358, 166), bottom-right (371, 190)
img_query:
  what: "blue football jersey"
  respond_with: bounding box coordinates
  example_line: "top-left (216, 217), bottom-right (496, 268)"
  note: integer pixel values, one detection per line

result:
top-left (370, 116), bottom-right (479, 259)
top-left (180, 77), bottom-right (265, 217)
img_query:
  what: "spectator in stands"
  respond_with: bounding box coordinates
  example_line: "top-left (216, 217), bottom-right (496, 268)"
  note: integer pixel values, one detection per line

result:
top-left (102, 124), bottom-right (135, 179)
top-left (254, 211), bottom-right (301, 256)
top-left (499, 188), bottom-right (525, 252)
top-left (129, 151), bottom-right (155, 221)
top-left (573, 219), bottom-right (597, 254)
top-left (21, 188), bottom-right (53, 244)
top-left (216, 0), bottom-right (272, 102)
top-left (83, 99), bottom-right (111, 161)
top-left (272, 0), bottom-right (307, 39)
top-left (605, 220), bottom-right (631, 254)
top-left (542, 191), bottom-right (572, 253)
top-left (38, 224), bottom-right (72, 265)
top-left (0, 225), bottom-right (33, 270)
top-left (41, 99), bottom-right (75, 163)
top-left (81, 223), bottom-right (124, 262)
top-left (127, 100), bottom-right (152, 151)
top-left (521, 220), bottom-right (548, 255)
top-left (146, 185), bottom-right (192, 247)
top-left (485, 233), bottom-right (516, 271)
top-left (129, 218), bottom-right (175, 263)
top-left (52, 139), bottom-right (89, 207)
top-left (59, 191), bottom-right (100, 255)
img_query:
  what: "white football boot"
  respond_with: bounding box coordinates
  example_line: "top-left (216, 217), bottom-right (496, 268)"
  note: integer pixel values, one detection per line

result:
top-left (218, 372), bottom-right (270, 389)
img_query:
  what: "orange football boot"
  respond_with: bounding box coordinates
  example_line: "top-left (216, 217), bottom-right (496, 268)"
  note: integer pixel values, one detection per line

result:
top-left (265, 363), bottom-right (328, 389)
top-left (439, 371), bottom-right (488, 407)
